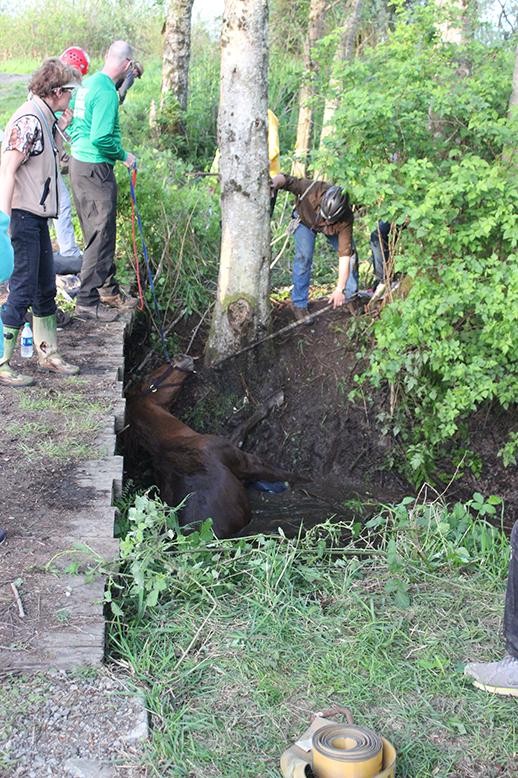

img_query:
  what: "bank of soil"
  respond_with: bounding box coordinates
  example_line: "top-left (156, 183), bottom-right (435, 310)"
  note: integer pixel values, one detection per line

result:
top-left (125, 299), bottom-right (518, 533)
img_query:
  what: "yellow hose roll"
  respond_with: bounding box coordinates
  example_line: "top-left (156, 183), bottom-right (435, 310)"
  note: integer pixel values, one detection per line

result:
top-left (312, 724), bottom-right (383, 778)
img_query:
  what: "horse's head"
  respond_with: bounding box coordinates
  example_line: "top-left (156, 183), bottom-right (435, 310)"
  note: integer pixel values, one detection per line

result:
top-left (140, 355), bottom-right (196, 406)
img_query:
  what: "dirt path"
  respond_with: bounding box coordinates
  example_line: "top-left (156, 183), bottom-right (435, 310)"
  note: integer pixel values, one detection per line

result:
top-left (0, 315), bottom-right (148, 774)
top-left (0, 317), bottom-right (125, 671)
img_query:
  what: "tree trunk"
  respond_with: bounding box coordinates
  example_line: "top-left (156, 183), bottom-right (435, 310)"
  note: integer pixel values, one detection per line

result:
top-left (503, 44), bottom-right (518, 165)
top-left (315, 0), bottom-right (363, 179)
top-left (507, 44), bottom-right (518, 113)
top-left (160, 0), bottom-right (195, 132)
top-left (429, 0), bottom-right (472, 141)
top-left (435, 0), bottom-right (467, 45)
top-left (205, 0), bottom-right (270, 365)
top-left (291, 0), bottom-right (329, 177)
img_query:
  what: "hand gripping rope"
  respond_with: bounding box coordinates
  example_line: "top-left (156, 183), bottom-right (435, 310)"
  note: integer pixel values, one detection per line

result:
top-left (128, 167), bottom-right (171, 362)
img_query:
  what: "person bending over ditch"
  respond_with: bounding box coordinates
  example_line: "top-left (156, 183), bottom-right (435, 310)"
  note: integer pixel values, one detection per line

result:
top-left (68, 40), bottom-right (138, 322)
top-left (464, 521), bottom-right (518, 696)
top-left (0, 58), bottom-right (81, 387)
top-left (270, 173), bottom-right (359, 322)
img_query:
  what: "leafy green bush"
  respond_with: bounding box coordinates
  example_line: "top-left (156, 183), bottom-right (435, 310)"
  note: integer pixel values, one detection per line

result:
top-left (315, 5), bottom-right (517, 478)
top-left (107, 489), bottom-right (509, 619)
top-left (115, 146), bottom-right (220, 317)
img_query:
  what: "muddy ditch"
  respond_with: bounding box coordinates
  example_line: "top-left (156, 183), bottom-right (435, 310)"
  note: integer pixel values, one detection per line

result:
top-left (122, 302), bottom-right (410, 536)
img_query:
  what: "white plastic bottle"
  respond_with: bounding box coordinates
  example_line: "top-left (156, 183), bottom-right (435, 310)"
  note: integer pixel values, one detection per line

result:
top-left (20, 322), bottom-right (34, 358)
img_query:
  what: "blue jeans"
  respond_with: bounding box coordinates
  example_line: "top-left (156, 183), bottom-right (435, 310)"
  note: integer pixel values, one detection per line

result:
top-left (292, 221), bottom-right (358, 309)
top-left (1, 209), bottom-right (56, 329)
top-left (370, 221), bottom-right (391, 284)
top-left (505, 521), bottom-right (518, 658)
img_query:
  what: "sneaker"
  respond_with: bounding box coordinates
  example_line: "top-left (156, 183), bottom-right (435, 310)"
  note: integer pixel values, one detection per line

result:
top-left (99, 290), bottom-right (138, 311)
top-left (464, 655), bottom-right (518, 697)
top-left (75, 303), bottom-right (119, 322)
top-left (289, 303), bottom-right (314, 325)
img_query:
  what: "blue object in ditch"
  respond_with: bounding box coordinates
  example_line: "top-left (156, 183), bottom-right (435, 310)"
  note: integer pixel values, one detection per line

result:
top-left (248, 480), bottom-right (288, 494)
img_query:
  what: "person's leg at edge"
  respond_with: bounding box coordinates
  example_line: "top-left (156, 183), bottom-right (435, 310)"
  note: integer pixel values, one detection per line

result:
top-left (464, 521), bottom-right (518, 696)
top-left (504, 521), bottom-right (518, 658)
top-left (0, 209), bottom-right (40, 386)
top-left (32, 221), bottom-right (79, 375)
top-left (69, 159), bottom-right (119, 320)
top-left (369, 221), bottom-right (391, 286)
top-left (70, 159), bottom-right (118, 307)
top-left (54, 172), bottom-right (82, 259)
top-left (292, 222), bottom-right (316, 311)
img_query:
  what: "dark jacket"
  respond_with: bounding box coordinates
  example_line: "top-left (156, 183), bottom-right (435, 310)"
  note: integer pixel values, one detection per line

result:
top-left (281, 174), bottom-right (354, 256)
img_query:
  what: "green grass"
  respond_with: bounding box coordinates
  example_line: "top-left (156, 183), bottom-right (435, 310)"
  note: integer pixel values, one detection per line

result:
top-left (0, 75), bottom-right (30, 127)
top-left (18, 389), bottom-right (105, 414)
top-left (105, 494), bottom-right (516, 777)
top-left (10, 387), bottom-right (106, 461)
top-left (0, 58), bottom-right (39, 73)
top-left (19, 439), bottom-right (99, 461)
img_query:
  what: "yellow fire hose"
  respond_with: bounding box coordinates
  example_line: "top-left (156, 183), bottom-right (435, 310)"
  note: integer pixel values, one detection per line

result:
top-left (280, 706), bottom-right (396, 778)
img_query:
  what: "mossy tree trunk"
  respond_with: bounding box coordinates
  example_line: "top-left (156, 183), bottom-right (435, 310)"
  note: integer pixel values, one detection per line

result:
top-left (205, 0), bottom-right (270, 365)
top-left (160, 0), bottom-right (195, 134)
top-left (291, 0), bottom-right (329, 177)
top-left (503, 44), bottom-right (518, 165)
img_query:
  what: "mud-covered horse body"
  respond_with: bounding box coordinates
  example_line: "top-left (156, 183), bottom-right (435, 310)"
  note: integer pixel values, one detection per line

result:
top-left (127, 356), bottom-right (298, 538)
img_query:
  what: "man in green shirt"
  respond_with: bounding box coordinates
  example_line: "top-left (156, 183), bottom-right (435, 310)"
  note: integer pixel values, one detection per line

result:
top-left (69, 40), bottom-right (137, 321)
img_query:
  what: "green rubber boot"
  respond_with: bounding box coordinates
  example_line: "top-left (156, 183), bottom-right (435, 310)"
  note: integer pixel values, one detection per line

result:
top-left (0, 326), bottom-right (35, 387)
top-left (33, 314), bottom-right (80, 375)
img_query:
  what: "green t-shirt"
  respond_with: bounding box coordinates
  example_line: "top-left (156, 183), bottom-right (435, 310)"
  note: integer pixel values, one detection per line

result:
top-left (69, 72), bottom-right (127, 164)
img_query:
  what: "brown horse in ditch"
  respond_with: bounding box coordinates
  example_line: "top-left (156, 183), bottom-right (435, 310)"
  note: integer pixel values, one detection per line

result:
top-left (126, 355), bottom-right (300, 538)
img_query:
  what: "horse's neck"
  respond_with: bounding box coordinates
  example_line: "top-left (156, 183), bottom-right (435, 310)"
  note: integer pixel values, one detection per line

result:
top-left (132, 400), bottom-right (191, 448)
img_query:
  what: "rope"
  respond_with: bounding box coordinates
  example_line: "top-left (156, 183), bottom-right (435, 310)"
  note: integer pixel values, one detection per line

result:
top-left (127, 167), bottom-right (171, 362)
top-left (129, 168), bottom-right (145, 311)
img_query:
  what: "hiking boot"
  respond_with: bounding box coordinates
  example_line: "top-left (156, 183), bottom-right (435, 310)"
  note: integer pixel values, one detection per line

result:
top-left (75, 303), bottom-right (119, 322)
top-left (289, 303), bottom-right (314, 325)
top-left (99, 290), bottom-right (138, 311)
top-left (0, 326), bottom-right (35, 387)
top-left (464, 655), bottom-right (518, 697)
top-left (56, 308), bottom-right (72, 327)
top-left (33, 314), bottom-right (80, 375)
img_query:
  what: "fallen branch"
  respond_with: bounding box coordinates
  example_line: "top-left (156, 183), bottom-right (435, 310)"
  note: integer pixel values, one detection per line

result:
top-left (212, 304), bottom-right (333, 368)
top-left (10, 582), bottom-right (25, 619)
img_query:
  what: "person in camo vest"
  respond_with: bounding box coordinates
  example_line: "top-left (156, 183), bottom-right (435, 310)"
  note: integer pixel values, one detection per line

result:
top-left (0, 58), bottom-right (81, 388)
